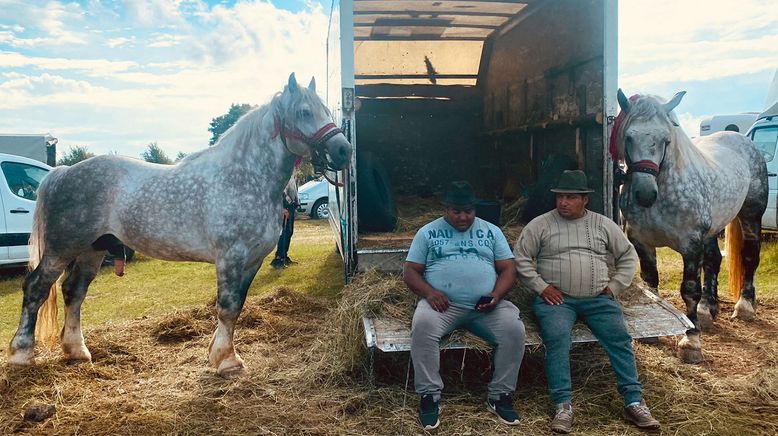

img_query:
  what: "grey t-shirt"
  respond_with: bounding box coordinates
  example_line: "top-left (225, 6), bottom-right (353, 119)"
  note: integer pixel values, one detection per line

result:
top-left (406, 217), bottom-right (514, 309)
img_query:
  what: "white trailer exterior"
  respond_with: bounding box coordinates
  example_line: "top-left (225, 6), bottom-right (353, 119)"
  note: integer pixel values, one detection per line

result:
top-left (0, 134), bottom-right (58, 167)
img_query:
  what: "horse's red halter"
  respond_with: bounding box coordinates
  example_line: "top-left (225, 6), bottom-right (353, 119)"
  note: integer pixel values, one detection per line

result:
top-left (627, 159), bottom-right (661, 177)
top-left (272, 116), bottom-right (342, 150)
top-left (272, 115), bottom-right (344, 175)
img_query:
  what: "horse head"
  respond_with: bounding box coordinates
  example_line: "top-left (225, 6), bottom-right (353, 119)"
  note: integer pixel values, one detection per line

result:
top-left (276, 73), bottom-right (352, 172)
top-left (617, 89), bottom-right (686, 208)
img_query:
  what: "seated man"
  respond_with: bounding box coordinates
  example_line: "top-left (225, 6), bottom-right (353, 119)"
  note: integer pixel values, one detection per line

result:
top-left (403, 180), bottom-right (526, 430)
top-left (513, 170), bottom-right (660, 433)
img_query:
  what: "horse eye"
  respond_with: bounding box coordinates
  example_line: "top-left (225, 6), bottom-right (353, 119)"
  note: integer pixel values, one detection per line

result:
top-left (300, 109), bottom-right (312, 119)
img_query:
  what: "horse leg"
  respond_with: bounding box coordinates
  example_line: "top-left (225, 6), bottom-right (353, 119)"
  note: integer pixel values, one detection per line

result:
top-left (208, 252), bottom-right (261, 378)
top-left (732, 218), bottom-right (761, 321)
top-left (629, 235), bottom-right (658, 289)
top-left (60, 251), bottom-right (104, 363)
top-left (677, 243), bottom-right (704, 364)
top-left (697, 237), bottom-right (721, 331)
top-left (7, 256), bottom-right (69, 365)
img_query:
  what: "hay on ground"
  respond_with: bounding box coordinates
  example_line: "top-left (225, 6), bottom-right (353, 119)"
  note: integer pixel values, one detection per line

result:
top-left (2, 286), bottom-right (778, 435)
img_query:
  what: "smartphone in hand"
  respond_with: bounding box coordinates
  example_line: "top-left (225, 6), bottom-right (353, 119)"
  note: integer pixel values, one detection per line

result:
top-left (475, 295), bottom-right (494, 309)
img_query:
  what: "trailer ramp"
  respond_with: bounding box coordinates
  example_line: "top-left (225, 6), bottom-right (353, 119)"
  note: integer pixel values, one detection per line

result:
top-left (363, 288), bottom-right (694, 352)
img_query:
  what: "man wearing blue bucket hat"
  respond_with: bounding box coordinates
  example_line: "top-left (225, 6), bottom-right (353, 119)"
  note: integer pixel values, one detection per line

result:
top-left (404, 180), bottom-right (526, 430)
top-left (513, 170), bottom-right (660, 433)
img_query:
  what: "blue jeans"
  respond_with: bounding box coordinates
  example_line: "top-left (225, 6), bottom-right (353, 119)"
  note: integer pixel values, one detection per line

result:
top-left (533, 294), bottom-right (642, 406)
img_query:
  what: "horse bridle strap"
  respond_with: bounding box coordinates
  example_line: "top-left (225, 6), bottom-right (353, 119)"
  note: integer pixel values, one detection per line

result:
top-left (273, 116), bottom-right (342, 149)
top-left (626, 159), bottom-right (660, 177)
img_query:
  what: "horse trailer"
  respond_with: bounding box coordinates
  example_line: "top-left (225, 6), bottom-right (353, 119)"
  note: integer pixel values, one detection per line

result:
top-left (324, 0), bottom-right (694, 347)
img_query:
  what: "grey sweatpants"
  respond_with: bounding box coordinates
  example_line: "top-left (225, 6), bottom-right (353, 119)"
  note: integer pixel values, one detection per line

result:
top-left (411, 299), bottom-right (526, 401)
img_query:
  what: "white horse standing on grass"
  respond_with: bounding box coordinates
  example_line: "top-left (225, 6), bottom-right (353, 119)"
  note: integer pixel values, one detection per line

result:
top-left (615, 90), bottom-right (768, 363)
top-left (8, 73), bottom-right (352, 378)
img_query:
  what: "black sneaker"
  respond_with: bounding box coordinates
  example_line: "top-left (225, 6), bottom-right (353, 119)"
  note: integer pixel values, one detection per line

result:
top-left (418, 394), bottom-right (440, 430)
top-left (283, 257), bottom-right (297, 266)
top-left (270, 258), bottom-right (285, 269)
top-left (486, 393), bottom-right (520, 425)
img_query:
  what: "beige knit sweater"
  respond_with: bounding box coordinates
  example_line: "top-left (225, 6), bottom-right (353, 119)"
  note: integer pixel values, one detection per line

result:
top-left (513, 209), bottom-right (638, 298)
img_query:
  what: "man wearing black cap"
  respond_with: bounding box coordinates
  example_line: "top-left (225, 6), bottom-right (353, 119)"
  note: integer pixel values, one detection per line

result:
top-left (513, 170), bottom-right (660, 433)
top-left (404, 180), bottom-right (526, 430)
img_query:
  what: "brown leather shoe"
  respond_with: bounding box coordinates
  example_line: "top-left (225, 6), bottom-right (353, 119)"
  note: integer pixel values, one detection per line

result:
top-left (551, 402), bottom-right (573, 433)
top-left (625, 399), bottom-right (660, 430)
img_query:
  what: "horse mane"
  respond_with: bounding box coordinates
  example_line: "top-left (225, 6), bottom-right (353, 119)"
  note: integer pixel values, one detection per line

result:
top-left (617, 94), bottom-right (714, 169)
top-left (195, 86), bottom-right (330, 158)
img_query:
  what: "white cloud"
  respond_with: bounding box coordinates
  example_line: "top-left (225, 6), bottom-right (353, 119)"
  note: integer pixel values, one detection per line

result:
top-left (0, 51), bottom-right (138, 75)
top-left (676, 112), bottom-right (708, 139)
top-left (106, 36), bottom-right (135, 48)
top-left (147, 33), bottom-right (187, 48)
top-left (620, 0), bottom-right (778, 87)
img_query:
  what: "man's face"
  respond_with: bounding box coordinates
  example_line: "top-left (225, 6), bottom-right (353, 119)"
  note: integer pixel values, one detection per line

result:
top-left (555, 193), bottom-right (588, 219)
top-left (444, 206), bottom-right (476, 231)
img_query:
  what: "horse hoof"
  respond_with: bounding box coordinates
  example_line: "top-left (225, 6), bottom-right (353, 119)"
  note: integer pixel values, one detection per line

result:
top-left (61, 344), bottom-right (92, 364)
top-left (731, 298), bottom-right (755, 321)
top-left (677, 333), bottom-right (703, 364)
top-left (217, 361), bottom-right (246, 379)
top-left (7, 348), bottom-right (35, 366)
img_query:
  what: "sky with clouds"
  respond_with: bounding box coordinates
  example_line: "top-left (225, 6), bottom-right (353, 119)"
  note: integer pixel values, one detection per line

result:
top-left (0, 0), bottom-right (777, 159)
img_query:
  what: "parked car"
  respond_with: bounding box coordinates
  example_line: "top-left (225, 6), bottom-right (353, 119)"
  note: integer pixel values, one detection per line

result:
top-left (0, 153), bottom-right (50, 267)
top-left (747, 108), bottom-right (778, 231)
top-left (297, 177), bottom-right (329, 219)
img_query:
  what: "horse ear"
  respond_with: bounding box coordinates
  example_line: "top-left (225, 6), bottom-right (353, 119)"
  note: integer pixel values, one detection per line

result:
top-left (288, 73), bottom-right (299, 93)
top-left (617, 88), bottom-right (630, 113)
top-left (663, 91), bottom-right (686, 113)
top-left (308, 77), bottom-right (316, 92)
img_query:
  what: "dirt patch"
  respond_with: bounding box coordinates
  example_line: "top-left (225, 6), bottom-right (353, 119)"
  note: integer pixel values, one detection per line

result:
top-left (1, 286), bottom-right (777, 435)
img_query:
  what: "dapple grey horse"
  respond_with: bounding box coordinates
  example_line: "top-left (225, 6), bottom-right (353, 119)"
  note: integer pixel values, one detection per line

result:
top-left (8, 73), bottom-right (352, 378)
top-left (615, 90), bottom-right (767, 363)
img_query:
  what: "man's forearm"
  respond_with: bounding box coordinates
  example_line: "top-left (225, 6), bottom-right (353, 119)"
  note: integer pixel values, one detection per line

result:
top-left (491, 268), bottom-right (516, 300)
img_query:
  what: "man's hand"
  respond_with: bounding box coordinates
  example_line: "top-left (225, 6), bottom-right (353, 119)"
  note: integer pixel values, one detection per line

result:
top-left (282, 209), bottom-right (290, 220)
top-left (541, 285), bottom-right (565, 305)
top-left (475, 295), bottom-right (499, 313)
top-left (425, 289), bottom-right (450, 312)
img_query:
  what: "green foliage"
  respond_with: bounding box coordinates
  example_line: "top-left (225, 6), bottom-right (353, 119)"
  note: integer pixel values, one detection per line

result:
top-left (208, 103), bottom-right (256, 145)
top-left (57, 145), bottom-right (95, 166)
top-left (175, 151), bottom-right (188, 162)
top-left (141, 142), bottom-right (173, 164)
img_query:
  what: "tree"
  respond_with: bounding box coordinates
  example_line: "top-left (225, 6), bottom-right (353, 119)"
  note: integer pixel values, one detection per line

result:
top-left (175, 151), bottom-right (188, 162)
top-left (141, 142), bottom-right (172, 164)
top-left (208, 103), bottom-right (256, 145)
top-left (57, 145), bottom-right (95, 166)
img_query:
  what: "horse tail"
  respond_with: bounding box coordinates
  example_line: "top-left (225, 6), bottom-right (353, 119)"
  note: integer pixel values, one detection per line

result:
top-left (32, 167), bottom-right (67, 345)
top-left (725, 217), bottom-right (744, 300)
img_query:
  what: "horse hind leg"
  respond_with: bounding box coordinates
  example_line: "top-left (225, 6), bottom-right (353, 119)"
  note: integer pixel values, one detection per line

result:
top-left (60, 251), bottom-right (105, 363)
top-left (697, 236), bottom-right (722, 331)
top-left (208, 252), bottom-right (261, 378)
top-left (8, 256), bottom-right (70, 365)
top-left (731, 217), bottom-right (761, 321)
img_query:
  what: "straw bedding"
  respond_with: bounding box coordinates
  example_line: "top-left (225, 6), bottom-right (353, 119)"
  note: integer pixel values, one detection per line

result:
top-left (1, 283), bottom-right (777, 435)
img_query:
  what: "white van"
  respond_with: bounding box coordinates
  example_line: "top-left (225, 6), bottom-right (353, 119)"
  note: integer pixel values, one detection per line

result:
top-left (747, 108), bottom-right (778, 231)
top-left (0, 153), bottom-right (51, 267)
top-left (699, 113), bottom-right (759, 136)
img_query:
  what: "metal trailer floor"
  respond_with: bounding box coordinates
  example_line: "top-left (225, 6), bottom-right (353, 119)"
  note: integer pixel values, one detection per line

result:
top-left (363, 288), bottom-right (694, 352)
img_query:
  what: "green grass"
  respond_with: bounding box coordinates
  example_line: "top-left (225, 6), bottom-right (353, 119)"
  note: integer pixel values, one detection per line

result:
top-left (0, 218), bottom-right (343, 349)
top-left (3, 222), bottom-right (778, 350)
top-left (655, 238), bottom-right (778, 298)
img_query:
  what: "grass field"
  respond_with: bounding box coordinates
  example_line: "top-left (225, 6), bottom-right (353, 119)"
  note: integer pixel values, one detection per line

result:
top-left (1, 220), bottom-right (777, 435)
top-left (0, 218), bottom-right (342, 348)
